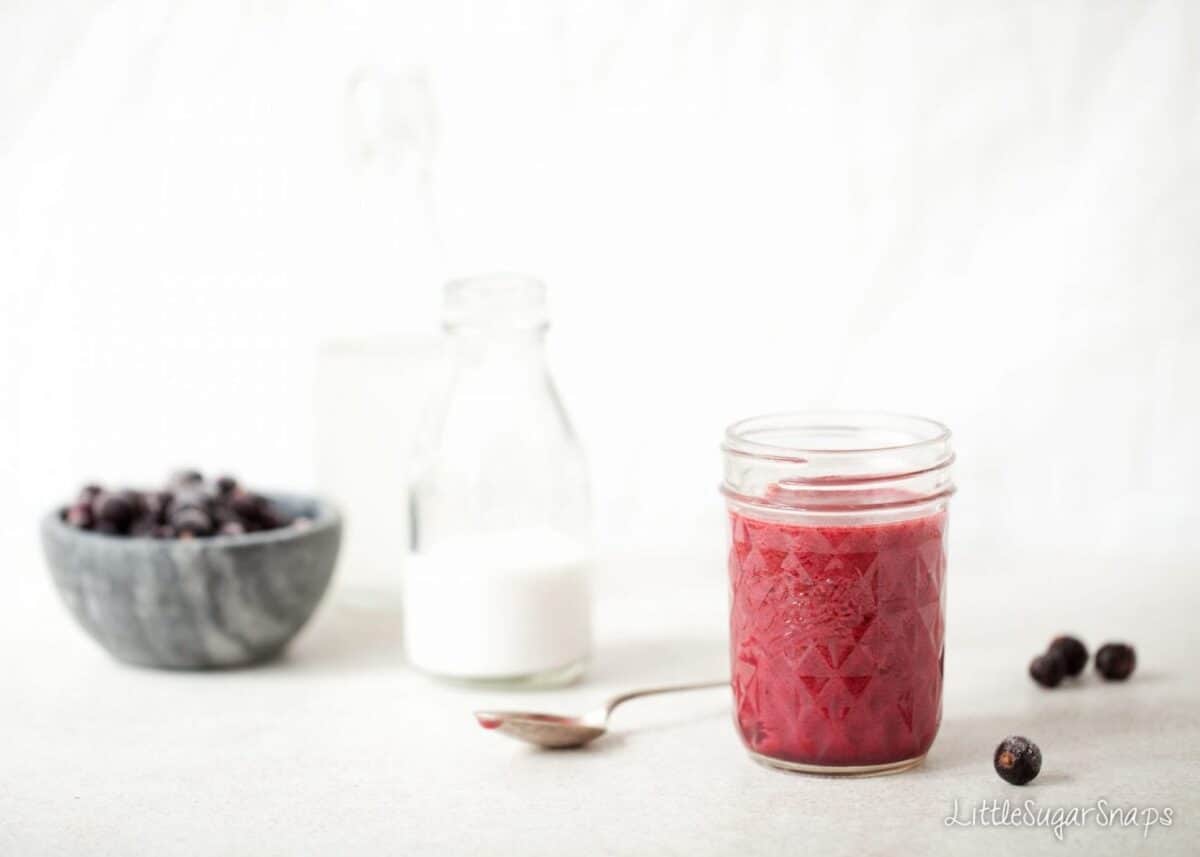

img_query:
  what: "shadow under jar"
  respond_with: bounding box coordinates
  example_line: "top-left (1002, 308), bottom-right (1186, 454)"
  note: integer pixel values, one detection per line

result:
top-left (721, 412), bottom-right (955, 775)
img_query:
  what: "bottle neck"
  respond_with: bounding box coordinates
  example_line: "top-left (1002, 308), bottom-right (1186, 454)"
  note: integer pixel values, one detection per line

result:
top-left (447, 325), bottom-right (549, 375)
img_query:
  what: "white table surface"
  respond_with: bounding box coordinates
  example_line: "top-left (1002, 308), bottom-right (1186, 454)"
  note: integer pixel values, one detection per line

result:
top-left (2, 533), bottom-right (1197, 857)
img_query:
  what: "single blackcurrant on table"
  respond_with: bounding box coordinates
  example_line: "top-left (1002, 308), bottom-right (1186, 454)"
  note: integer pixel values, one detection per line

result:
top-left (1029, 652), bottom-right (1066, 687)
top-left (1049, 635), bottom-right (1089, 676)
top-left (994, 736), bottom-right (1042, 785)
top-left (1095, 642), bottom-right (1137, 681)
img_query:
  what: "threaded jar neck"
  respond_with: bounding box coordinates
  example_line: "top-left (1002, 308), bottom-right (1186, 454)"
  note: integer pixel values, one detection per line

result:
top-left (721, 411), bottom-right (955, 517)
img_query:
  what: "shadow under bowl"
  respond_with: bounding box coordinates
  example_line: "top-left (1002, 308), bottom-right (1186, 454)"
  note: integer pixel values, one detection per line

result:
top-left (40, 494), bottom-right (341, 670)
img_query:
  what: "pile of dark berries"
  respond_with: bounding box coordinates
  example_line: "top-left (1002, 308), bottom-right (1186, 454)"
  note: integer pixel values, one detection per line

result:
top-left (61, 471), bottom-right (297, 539)
top-left (994, 636), bottom-right (1140, 785)
top-left (1028, 634), bottom-right (1136, 687)
top-left (994, 735), bottom-right (1042, 785)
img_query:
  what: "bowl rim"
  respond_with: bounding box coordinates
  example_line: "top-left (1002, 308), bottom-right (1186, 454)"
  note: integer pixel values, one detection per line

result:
top-left (42, 491), bottom-right (341, 547)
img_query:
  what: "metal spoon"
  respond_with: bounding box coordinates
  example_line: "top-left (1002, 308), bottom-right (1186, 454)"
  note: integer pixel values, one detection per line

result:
top-left (474, 679), bottom-right (728, 749)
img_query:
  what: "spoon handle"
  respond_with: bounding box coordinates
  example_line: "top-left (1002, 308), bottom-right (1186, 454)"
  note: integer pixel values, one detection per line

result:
top-left (603, 679), bottom-right (728, 717)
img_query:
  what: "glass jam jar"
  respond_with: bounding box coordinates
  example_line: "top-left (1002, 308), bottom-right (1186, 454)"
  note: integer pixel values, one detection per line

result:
top-left (721, 412), bottom-right (955, 775)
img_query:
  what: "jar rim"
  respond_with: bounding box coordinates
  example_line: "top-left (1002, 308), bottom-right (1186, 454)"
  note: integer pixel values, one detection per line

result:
top-left (722, 410), bottom-right (952, 462)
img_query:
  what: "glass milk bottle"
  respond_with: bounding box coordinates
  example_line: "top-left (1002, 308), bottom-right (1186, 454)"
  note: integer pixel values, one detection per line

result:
top-left (406, 274), bottom-right (592, 686)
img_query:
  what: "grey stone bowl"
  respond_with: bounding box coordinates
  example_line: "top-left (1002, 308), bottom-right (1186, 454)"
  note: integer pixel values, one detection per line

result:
top-left (41, 494), bottom-right (341, 669)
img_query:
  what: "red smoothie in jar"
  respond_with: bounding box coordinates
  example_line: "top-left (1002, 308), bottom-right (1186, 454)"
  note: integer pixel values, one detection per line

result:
top-left (728, 505), bottom-right (947, 769)
top-left (722, 411), bottom-right (954, 775)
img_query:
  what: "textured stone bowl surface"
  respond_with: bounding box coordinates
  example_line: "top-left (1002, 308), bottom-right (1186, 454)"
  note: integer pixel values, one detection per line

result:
top-left (41, 494), bottom-right (341, 669)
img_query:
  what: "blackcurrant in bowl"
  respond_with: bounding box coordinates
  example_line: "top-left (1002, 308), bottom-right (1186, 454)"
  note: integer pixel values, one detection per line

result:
top-left (41, 492), bottom-right (341, 669)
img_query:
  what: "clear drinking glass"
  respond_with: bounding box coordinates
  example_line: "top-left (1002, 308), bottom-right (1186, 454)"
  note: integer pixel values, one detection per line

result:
top-left (721, 412), bottom-right (955, 775)
top-left (406, 274), bottom-right (592, 686)
top-left (315, 336), bottom-right (445, 607)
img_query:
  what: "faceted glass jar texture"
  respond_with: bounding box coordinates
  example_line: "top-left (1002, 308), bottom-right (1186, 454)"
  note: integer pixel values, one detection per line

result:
top-left (722, 412), bottom-right (955, 775)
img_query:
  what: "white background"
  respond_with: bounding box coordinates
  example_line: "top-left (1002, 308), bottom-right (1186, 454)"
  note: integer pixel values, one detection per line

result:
top-left (3, 6), bottom-right (1200, 857)
top-left (3, 0), bottom-right (1199, 566)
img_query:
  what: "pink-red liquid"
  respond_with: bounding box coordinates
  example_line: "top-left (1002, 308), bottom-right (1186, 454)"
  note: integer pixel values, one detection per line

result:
top-left (728, 508), bottom-right (947, 768)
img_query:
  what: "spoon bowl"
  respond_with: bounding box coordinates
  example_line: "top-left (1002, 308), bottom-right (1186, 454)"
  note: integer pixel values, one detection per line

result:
top-left (475, 712), bottom-right (606, 749)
